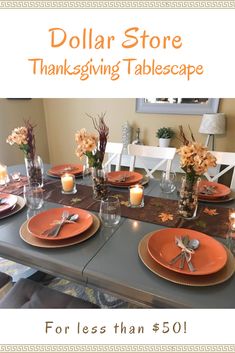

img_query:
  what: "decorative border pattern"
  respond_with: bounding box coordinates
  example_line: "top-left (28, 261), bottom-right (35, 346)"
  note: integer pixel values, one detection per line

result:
top-left (0, 345), bottom-right (235, 352)
top-left (0, 1), bottom-right (235, 8)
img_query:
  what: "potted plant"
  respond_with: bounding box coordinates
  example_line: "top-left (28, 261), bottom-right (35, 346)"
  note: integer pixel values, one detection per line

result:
top-left (156, 127), bottom-right (175, 147)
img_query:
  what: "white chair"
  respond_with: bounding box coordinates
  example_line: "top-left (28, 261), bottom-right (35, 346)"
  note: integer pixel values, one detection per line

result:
top-left (127, 144), bottom-right (176, 179)
top-left (204, 151), bottom-right (235, 190)
top-left (104, 142), bottom-right (124, 172)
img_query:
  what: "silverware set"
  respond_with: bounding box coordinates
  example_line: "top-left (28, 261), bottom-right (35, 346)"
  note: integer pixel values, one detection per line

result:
top-left (201, 185), bottom-right (217, 195)
top-left (169, 235), bottom-right (199, 272)
top-left (42, 211), bottom-right (79, 237)
top-left (114, 174), bottom-right (130, 182)
top-left (52, 167), bottom-right (77, 176)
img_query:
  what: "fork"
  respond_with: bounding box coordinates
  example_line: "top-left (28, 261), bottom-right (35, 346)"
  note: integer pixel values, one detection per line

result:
top-left (43, 210), bottom-right (69, 237)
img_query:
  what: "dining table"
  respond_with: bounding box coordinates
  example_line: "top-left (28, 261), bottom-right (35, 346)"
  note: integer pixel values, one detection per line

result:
top-left (0, 163), bottom-right (235, 308)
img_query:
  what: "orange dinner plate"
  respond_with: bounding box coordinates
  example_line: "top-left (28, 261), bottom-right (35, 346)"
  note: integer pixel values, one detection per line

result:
top-left (27, 207), bottom-right (93, 240)
top-left (198, 180), bottom-right (231, 200)
top-left (147, 228), bottom-right (227, 276)
top-left (107, 171), bottom-right (143, 186)
top-left (0, 193), bottom-right (18, 213)
top-left (48, 164), bottom-right (83, 176)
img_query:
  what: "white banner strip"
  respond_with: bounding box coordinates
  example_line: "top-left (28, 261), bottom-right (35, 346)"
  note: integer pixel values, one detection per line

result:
top-left (0, 309), bottom-right (234, 345)
top-left (0, 9), bottom-right (234, 97)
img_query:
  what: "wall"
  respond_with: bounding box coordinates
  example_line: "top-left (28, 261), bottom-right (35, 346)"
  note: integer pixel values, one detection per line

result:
top-left (0, 99), bottom-right (49, 165)
top-left (43, 98), bottom-right (235, 165)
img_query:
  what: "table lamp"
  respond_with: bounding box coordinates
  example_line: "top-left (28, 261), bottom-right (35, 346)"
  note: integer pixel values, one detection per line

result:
top-left (199, 113), bottom-right (226, 150)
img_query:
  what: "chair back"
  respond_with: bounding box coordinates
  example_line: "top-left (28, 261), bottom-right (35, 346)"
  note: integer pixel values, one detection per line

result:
top-left (204, 151), bottom-right (235, 190)
top-left (127, 144), bottom-right (176, 178)
top-left (104, 142), bottom-right (124, 172)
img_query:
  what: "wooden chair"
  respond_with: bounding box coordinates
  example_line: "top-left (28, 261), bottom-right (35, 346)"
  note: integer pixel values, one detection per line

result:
top-left (127, 144), bottom-right (176, 179)
top-left (204, 151), bottom-right (235, 190)
top-left (104, 142), bottom-right (124, 172)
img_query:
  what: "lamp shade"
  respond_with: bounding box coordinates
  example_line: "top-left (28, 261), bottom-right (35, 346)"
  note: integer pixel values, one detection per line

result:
top-left (199, 113), bottom-right (226, 135)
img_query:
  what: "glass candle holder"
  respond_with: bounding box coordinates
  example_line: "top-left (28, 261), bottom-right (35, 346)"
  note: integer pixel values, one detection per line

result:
top-left (61, 173), bottom-right (77, 194)
top-left (0, 164), bottom-right (9, 186)
top-left (129, 184), bottom-right (144, 208)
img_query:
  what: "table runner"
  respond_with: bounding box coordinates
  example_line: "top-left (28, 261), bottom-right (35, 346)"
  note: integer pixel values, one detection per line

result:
top-left (41, 181), bottom-right (231, 239)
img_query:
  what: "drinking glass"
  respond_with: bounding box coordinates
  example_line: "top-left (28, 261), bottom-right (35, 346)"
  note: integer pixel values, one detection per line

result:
top-left (99, 196), bottom-right (121, 227)
top-left (23, 182), bottom-right (44, 210)
top-left (160, 171), bottom-right (176, 193)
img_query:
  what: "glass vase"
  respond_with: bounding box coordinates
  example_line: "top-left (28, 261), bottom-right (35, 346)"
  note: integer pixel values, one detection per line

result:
top-left (24, 155), bottom-right (44, 187)
top-left (178, 175), bottom-right (200, 220)
top-left (91, 167), bottom-right (108, 200)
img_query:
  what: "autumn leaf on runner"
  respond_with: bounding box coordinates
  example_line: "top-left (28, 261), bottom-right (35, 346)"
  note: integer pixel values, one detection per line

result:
top-left (203, 208), bottom-right (218, 216)
top-left (159, 212), bottom-right (174, 222)
top-left (71, 197), bottom-right (82, 204)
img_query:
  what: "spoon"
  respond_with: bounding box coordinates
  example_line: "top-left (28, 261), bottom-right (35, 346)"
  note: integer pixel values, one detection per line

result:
top-left (188, 239), bottom-right (200, 250)
top-left (66, 214), bottom-right (79, 222)
top-left (0, 198), bottom-right (7, 205)
top-left (185, 239), bottom-right (200, 272)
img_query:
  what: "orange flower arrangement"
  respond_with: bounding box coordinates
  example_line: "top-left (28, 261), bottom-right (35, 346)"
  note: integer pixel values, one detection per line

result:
top-left (6, 120), bottom-right (36, 159)
top-left (177, 125), bottom-right (217, 182)
top-left (75, 112), bottom-right (109, 169)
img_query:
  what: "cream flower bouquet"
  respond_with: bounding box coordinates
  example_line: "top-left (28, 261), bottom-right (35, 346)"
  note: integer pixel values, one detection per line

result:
top-left (75, 113), bottom-right (109, 169)
top-left (178, 125), bottom-right (217, 184)
top-left (177, 126), bottom-right (217, 219)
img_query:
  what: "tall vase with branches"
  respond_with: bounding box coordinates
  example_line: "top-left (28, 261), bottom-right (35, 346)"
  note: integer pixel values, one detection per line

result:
top-left (177, 125), bottom-right (217, 219)
top-left (7, 120), bottom-right (43, 186)
top-left (75, 112), bottom-right (109, 199)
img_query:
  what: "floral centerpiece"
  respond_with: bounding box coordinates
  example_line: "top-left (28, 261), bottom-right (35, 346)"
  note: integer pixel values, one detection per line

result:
top-left (6, 121), bottom-right (36, 159)
top-left (75, 112), bottom-right (109, 199)
top-left (177, 125), bottom-right (217, 219)
top-left (6, 120), bottom-right (43, 186)
top-left (75, 112), bottom-right (109, 169)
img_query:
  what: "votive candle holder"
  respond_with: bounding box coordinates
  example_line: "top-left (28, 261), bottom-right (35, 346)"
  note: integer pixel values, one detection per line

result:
top-left (129, 184), bottom-right (144, 208)
top-left (0, 164), bottom-right (9, 186)
top-left (61, 173), bottom-right (77, 194)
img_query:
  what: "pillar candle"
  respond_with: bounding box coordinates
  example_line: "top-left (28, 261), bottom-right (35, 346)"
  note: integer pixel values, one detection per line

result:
top-left (61, 173), bottom-right (75, 192)
top-left (129, 185), bottom-right (144, 207)
top-left (229, 212), bottom-right (235, 231)
top-left (0, 165), bottom-right (9, 185)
